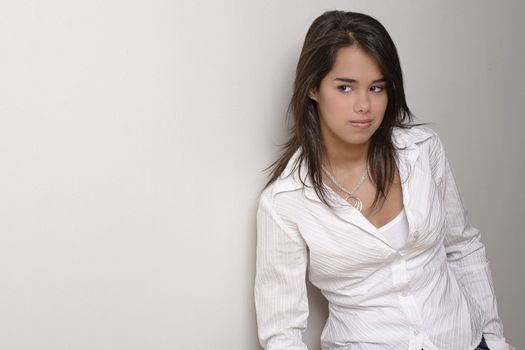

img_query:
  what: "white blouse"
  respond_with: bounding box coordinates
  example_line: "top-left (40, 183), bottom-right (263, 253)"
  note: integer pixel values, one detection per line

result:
top-left (254, 126), bottom-right (513, 350)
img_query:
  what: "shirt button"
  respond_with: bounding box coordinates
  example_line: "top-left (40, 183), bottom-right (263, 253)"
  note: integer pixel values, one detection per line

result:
top-left (413, 329), bottom-right (420, 336)
top-left (401, 291), bottom-right (408, 297)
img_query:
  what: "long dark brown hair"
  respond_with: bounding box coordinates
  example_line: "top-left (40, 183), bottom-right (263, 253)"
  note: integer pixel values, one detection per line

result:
top-left (266, 10), bottom-right (424, 210)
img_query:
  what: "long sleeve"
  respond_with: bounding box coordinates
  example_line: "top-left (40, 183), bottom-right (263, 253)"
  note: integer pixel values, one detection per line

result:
top-left (254, 192), bottom-right (309, 350)
top-left (432, 134), bottom-right (514, 350)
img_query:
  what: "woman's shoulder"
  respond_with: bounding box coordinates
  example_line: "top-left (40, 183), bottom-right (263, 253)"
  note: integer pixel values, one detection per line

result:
top-left (258, 174), bottom-right (308, 227)
top-left (258, 149), bottom-right (311, 215)
top-left (263, 149), bottom-right (307, 193)
top-left (393, 125), bottom-right (450, 173)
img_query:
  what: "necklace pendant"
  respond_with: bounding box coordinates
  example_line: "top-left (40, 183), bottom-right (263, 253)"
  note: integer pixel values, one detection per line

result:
top-left (321, 164), bottom-right (369, 213)
top-left (345, 195), bottom-right (363, 212)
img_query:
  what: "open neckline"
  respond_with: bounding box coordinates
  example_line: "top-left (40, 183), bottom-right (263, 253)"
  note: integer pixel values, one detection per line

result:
top-left (322, 182), bottom-right (406, 232)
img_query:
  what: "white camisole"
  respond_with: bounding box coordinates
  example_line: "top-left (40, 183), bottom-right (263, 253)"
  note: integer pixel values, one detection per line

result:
top-left (377, 208), bottom-right (408, 249)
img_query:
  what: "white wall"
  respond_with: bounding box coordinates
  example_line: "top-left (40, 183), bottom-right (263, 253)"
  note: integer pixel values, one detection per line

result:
top-left (0, 1), bottom-right (523, 349)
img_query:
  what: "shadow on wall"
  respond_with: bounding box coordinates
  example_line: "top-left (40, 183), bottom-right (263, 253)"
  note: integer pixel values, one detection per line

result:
top-left (304, 281), bottom-right (329, 349)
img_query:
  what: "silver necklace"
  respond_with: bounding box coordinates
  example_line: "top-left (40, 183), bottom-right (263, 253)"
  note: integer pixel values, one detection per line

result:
top-left (321, 164), bottom-right (369, 211)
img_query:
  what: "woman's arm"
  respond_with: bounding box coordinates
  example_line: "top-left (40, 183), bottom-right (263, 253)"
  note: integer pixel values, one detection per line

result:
top-left (432, 132), bottom-right (514, 350)
top-left (254, 192), bottom-right (309, 350)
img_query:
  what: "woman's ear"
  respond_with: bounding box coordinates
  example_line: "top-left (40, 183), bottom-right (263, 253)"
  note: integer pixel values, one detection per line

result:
top-left (308, 88), bottom-right (318, 101)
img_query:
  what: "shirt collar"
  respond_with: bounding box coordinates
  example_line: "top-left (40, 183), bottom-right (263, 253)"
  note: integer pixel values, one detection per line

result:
top-left (391, 125), bottom-right (433, 149)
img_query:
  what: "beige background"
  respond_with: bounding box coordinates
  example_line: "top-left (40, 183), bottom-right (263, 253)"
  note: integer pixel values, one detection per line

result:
top-left (0, 0), bottom-right (523, 349)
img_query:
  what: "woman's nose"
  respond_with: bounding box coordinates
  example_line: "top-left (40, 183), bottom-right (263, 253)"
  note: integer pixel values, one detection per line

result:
top-left (353, 92), bottom-right (371, 114)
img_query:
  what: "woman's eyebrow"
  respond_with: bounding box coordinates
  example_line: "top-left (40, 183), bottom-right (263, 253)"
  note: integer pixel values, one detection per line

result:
top-left (334, 77), bottom-right (357, 83)
top-left (334, 77), bottom-right (386, 83)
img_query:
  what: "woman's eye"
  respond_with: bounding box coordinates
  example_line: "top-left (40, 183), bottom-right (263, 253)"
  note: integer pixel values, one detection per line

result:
top-left (338, 85), bottom-right (352, 93)
top-left (370, 85), bottom-right (385, 93)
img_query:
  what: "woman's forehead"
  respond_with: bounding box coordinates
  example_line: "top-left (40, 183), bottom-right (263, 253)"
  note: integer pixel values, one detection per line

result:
top-left (327, 46), bottom-right (383, 81)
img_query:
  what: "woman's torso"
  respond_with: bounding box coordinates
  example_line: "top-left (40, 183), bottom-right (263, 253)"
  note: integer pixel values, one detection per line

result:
top-left (267, 126), bottom-right (484, 349)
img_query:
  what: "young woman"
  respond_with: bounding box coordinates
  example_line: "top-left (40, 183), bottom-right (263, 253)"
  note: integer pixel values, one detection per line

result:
top-left (254, 10), bottom-right (513, 350)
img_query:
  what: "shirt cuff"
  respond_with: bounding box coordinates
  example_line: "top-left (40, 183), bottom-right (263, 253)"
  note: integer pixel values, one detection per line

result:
top-left (483, 334), bottom-right (515, 350)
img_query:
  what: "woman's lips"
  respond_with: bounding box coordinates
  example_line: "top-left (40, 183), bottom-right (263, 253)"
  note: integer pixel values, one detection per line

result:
top-left (349, 120), bottom-right (372, 129)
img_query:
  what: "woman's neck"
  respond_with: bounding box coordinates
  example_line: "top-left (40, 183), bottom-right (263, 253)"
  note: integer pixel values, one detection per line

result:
top-left (323, 141), bottom-right (369, 173)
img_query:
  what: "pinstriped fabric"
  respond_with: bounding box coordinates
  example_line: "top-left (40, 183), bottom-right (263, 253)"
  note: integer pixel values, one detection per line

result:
top-left (254, 126), bottom-right (513, 350)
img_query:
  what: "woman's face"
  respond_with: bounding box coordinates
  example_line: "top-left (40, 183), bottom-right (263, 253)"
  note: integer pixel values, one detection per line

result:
top-left (309, 45), bottom-right (388, 150)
